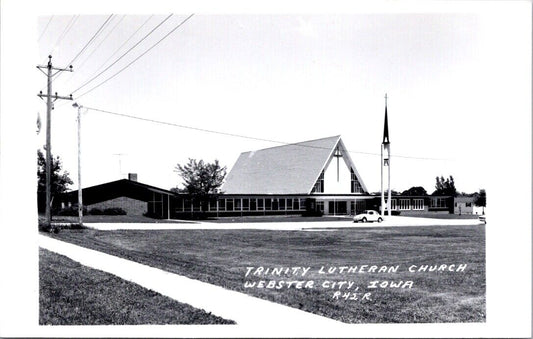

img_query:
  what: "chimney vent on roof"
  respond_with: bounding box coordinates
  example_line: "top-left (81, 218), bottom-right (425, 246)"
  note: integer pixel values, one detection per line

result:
top-left (128, 173), bottom-right (138, 182)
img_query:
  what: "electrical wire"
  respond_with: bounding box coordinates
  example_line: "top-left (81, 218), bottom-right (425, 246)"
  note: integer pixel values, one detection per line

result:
top-left (74, 14), bottom-right (194, 100)
top-left (71, 14), bottom-right (173, 94)
top-left (87, 15), bottom-right (154, 81)
top-left (38, 15), bottom-right (54, 42)
top-left (47, 15), bottom-right (78, 61)
top-left (48, 14), bottom-right (114, 89)
top-left (80, 105), bottom-right (447, 161)
top-left (67, 14), bottom-right (114, 67)
top-left (75, 15), bottom-right (127, 71)
top-left (39, 15), bottom-right (78, 92)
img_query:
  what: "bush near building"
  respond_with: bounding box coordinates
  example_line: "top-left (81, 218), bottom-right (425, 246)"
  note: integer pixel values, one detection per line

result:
top-left (57, 206), bottom-right (127, 216)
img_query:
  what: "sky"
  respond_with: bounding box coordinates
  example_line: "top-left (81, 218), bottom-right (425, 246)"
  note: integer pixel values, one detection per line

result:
top-left (27, 5), bottom-right (529, 195)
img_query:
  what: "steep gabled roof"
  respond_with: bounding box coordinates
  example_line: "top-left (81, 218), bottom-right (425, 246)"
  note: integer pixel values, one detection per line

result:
top-left (221, 136), bottom-right (367, 195)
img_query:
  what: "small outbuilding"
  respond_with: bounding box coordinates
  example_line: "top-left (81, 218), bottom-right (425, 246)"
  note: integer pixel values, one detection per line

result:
top-left (59, 175), bottom-right (176, 219)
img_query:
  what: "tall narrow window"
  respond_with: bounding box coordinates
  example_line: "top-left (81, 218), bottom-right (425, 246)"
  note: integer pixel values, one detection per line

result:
top-left (218, 198), bottom-right (226, 211)
top-left (265, 199), bottom-right (272, 210)
top-left (413, 199), bottom-right (424, 210)
top-left (226, 199), bottom-right (234, 211)
top-left (351, 169), bottom-right (363, 193)
top-left (312, 171), bottom-right (325, 193)
top-left (399, 199), bottom-right (410, 210)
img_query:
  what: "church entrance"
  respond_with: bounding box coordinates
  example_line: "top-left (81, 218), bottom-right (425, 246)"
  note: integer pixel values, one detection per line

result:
top-left (328, 201), bottom-right (348, 215)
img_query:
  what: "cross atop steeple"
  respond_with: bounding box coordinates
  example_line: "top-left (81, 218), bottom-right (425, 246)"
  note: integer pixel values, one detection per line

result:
top-left (383, 94), bottom-right (390, 145)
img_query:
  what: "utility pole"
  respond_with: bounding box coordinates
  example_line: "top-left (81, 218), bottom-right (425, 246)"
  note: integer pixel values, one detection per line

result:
top-left (72, 103), bottom-right (83, 227)
top-left (37, 55), bottom-right (73, 229)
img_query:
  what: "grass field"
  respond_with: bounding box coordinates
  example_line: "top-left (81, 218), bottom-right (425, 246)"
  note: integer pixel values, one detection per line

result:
top-left (47, 225), bottom-right (485, 323)
top-left (39, 248), bottom-right (234, 325)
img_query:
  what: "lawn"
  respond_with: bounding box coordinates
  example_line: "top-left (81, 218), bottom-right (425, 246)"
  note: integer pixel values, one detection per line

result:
top-left (39, 248), bottom-right (234, 325)
top-left (47, 225), bottom-right (485, 323)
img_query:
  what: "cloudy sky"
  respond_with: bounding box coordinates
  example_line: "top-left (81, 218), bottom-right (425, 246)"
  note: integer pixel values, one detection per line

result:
top-left (26, 4), bottom-right (529, 195)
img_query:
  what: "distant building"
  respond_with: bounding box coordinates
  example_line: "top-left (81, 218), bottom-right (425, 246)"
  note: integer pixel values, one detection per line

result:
top-left (453, 196), bottom-right (481, 215)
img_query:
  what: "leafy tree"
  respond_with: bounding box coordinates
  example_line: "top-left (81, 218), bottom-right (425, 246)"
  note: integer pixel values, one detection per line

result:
top-left (401, 186), bottom-right (428, 196)
top-left (174, 158), bottom-right (226, 195)
top-left (37, 149), bottom-right (73, 211)
top-left (474, 189), bottom-right (486, 214)
top-left (432, 175), bottom-right (457, 196)
top-left (174, 159), bottom-right (227, 214)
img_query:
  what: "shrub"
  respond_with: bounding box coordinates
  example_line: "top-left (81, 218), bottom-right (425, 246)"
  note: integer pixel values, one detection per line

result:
top-left (88, 208), bottom-right (104, 215)
top-left (103, 207), bottom-right (127, 215)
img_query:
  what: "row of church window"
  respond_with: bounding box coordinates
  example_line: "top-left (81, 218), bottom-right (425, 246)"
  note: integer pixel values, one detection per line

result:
top-left (173, 197), bottom-right (307, 212)
top-left (386, 198), bottom-right (425, 211)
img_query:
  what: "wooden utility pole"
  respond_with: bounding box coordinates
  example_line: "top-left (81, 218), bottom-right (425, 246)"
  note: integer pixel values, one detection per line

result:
top-left (37, 55), bottom-right (73, 228)
top-left (72, 103), bottom-right (84, 227)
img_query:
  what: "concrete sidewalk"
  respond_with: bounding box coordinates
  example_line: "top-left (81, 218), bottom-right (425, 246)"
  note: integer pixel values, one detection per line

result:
top-left (84, 215), bottom-right (484, 231)
top-left (39, 235), bottom-right (341, 327)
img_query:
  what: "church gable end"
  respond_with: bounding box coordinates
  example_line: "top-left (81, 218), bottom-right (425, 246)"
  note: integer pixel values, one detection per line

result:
top-left (311, 139), bottom-right (367, 195)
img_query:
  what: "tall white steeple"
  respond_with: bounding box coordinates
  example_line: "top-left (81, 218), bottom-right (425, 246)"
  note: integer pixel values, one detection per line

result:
top-left (381, 94), bottom-right (391, 216)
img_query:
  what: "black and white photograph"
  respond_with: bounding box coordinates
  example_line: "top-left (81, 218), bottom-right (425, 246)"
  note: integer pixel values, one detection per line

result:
top-left (0, 0), bottom-right (531, 338)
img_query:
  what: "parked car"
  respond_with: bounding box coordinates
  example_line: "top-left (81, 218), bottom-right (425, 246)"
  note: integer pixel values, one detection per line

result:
top-left (353, 210), bottom-right (383, 223)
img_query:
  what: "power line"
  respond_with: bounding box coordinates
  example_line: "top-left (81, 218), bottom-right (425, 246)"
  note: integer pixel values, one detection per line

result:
top-left (49, 14), bottom-right (114, 87)
top-left (75, 15), bottom-right (127, 71)
top-left (75, 14), bottom-right (194, 100)
top-left (40, 15), bottom-right (79, 92)
top-left (49, 15), bottom-right (78, 56)
top-left (86, 15), bottom-right (154, 81)
top-left (72, 14), bottom-right (173, 94)
top-left (38, 15), bottom-right (54, 42)
top-left (62, 15), bottom-right (125, 87)
top-left (67, 14), bottom-right (114, 67)
top-left (80, 105), bottom-right (447, 161)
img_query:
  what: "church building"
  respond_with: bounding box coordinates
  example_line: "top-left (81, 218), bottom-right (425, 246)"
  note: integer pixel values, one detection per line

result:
top-left (218, 135), bottom-right (372, 216)
top-left (57, 98), bottom-right (460, 219)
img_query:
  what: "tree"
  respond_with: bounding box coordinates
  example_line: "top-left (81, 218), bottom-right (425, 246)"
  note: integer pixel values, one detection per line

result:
top-left (401, 186), bottom-right (428, 196)
top-left (432, 175), bottom-right (457, 196)
top-left (37, 149), bottom-right (73, 212)
top-left (474, 189), bottom-right (486, 214)
top-left (174, 159), bottom-right (227, 215)
top-left (174, 158), bottom-right (227, 195)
